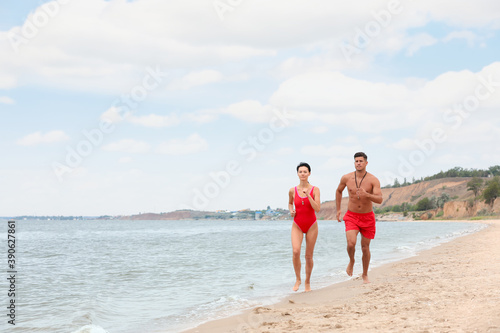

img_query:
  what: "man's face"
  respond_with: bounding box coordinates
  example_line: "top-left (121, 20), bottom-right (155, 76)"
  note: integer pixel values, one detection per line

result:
top-left (354, 157), bottom-right (367, 170)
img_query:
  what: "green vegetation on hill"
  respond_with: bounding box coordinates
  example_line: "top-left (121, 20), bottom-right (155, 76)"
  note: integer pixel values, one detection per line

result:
top-left (482, 176), bottom-right (500, 206)
top-left (424, 166), bottom-right (500, 181)
top-left (374, 193), bottom-right (452, 215)
top-left (384, 165), bottom-right (500, 189)
top-left (464, 176), bottom-right (500, 207)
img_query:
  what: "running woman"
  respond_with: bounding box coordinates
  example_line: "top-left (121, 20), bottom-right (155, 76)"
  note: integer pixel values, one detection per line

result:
top-left (288, 162), bottom-right (321, 292)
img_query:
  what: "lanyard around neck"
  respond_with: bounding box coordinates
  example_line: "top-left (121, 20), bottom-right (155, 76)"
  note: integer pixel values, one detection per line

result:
top-left (355, 171), bottom-right (367, 189)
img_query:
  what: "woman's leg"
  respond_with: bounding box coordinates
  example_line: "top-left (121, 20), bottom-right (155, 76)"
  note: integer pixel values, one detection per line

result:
top-left (291, 223), bottom-right (304, 291)
top-left (304, 222), bottom-right (318, 292)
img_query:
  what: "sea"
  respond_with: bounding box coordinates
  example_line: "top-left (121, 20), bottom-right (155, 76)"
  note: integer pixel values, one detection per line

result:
top-left (0, 219), bottom-right (486, 333)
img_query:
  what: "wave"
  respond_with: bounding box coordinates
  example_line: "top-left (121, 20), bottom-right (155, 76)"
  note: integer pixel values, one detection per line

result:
top-left (71, 325), bottom-right (109, 333)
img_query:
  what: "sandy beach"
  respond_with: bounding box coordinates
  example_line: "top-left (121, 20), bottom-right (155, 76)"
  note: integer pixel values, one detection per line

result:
top-left (184, 220), bottom-right (500, 333)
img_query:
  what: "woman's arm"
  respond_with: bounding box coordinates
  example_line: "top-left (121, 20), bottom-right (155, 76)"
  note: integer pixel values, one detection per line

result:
top-left (308, 187), bottom-right (321, 213)
top-left (288, 187), bottom-right (296, 217)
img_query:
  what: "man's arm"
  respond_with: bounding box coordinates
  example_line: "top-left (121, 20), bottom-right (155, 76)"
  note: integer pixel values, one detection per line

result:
top-left (370, 177), bottom-right (383, 204)
top-left (358, 177), bottom-right (383, 204)
top-left (336, 175), bottom-right (347, 222)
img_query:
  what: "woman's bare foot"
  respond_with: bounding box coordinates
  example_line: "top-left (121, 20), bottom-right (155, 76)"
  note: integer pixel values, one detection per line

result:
top-left (304, 282), bottom-right (311, 292)
top-left (293, 280), bottom-right (301, 291)
top-left (362, 274), bottom-right (370, 284)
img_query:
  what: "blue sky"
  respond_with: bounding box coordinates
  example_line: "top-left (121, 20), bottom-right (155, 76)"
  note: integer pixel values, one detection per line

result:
top-left (1, 0), bottom-right (499, 216)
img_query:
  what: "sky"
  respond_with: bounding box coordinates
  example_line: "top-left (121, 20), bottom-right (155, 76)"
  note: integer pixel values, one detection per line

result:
top-left (1, 0), bottom-right (500, 216)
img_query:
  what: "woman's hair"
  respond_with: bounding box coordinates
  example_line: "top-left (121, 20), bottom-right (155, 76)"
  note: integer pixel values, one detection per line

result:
top-left (296, 162), bottom-right (311, 172)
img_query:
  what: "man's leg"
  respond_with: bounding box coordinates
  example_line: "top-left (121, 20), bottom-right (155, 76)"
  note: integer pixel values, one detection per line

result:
top-left (304, 222), bottom-right (318, 292)
top-left (291, 223), bottom-right (304, 291)
top-left (345, 230), bottom-right (359, 276)
top-left (360, 235), bottom-right (372, 283)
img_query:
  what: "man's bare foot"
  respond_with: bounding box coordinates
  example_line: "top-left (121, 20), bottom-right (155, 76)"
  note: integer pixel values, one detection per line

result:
top-left (346, 260), bottom-right (355, 276)
top-left (362, 274), bottom-right (370, 284)
top-left (304, 282), bottom-right (311, 292)
top-left (293, 280), bottom-right (301, 291)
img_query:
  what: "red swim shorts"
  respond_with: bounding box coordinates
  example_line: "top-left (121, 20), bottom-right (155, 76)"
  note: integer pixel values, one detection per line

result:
top-left (343, 210), bottom-right (376, 239)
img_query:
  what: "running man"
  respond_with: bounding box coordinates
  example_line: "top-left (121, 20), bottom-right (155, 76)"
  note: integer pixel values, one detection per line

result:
top-left (336, 152), bottom-right (383, 283)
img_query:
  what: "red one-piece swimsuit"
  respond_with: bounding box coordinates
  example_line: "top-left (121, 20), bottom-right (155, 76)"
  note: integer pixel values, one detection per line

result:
top-left (293, 186), bottom-right (317, 233)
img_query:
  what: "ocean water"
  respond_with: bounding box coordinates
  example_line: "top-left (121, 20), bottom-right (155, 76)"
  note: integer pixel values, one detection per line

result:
top-left (1, 219), bottom-right (486, 333)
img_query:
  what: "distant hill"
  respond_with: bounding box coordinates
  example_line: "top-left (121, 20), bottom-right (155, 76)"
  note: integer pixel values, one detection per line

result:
top-left (121, 210), bottom-right (212, 220)
top-left (318, 177), bottom-right (499, 220)
top-left (380, 177), bottom-right (472, 207)
top-left (118, 208), bottom-right (280, 220)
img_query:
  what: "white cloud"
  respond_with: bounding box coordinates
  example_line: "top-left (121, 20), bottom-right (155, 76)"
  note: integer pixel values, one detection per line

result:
top-left (1, 0), bottom-right (499, 94)
top-left (338, 136), bottom-right (360, 144)
top-left (300, 144), bottom-right (362, 157)
top-left (17, 130), bottom-right (69, 146)
top-left (444, 122), bottom-right (499, 145)
top-left (156, 133), bottom-right (208, 155)
top-left (390, 119), bottom-right (498, 173)
top-left (392, 138), bottom-right (417, 150)
top-left (421, 62), bottom-right (500, 110)
top-left (367, 136), bottom-right (385, 144)
top-left (419, 0), bottom-right (500, 28)
top-left (222, 100), bottom-right (280, 123)
top-left (186, 109), bottom-right (219, 123)
top-left (319, 157), bottom-right (354, 171)
top-left (118, 156), bottom-right (133, 163)
top-left (126, 113), bottom-right (180, 128)
top-left (269, 71), bottom-right (415, 132)
top-left (308, 126), bottom-right (329, 134)
top-left (100, 106), bottom-right (125, 124)
top-left (100, 108), bottom-right (181, 128)
top-left (276, 147), bottom-right (294, 155)
top-left (167, 70), bottom-right (223, 90)
top-left (0, 0), bottom-right (274, 93)
top-left (273, 1), bottom-right (499, 74)
top-left (102, 139), bottom-right (150, 153)
top-left (268, 61), bottom-right (500, 133)
top-left (276, 54), bottom-right (354, 79)
top-left (433, 153), bottom-right (475, 166)
top-left (0, 72), bottom-right (17, 89)
top-left (270, 71), bottom-right (411, 110)
top-left (443, 30), bottom-right (480, 47)
top-left (0, 96), bottom-right (14, 104)
top-left (405, 33), bottom-right (438, 56)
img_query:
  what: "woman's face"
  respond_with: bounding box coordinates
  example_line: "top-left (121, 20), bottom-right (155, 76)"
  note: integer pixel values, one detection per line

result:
top-left (297, 166), bottom-right (310, 181)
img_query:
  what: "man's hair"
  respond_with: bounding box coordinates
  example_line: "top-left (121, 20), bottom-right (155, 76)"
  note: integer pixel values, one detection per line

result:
top-left (354, 152), bottom-right (367, 161)
top-left (296, 162), bottom-right (311, 172)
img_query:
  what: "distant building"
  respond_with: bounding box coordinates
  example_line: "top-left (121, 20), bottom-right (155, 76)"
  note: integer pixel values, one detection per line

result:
top-left (265, 207), bottom-right (277, 216)
top-left (255, 211), bottom-right (262, 220)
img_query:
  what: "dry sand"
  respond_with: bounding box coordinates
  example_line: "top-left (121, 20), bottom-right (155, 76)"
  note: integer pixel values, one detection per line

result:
top-left (184, 220), bottom-right (500, 333)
